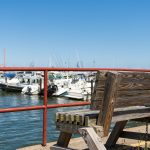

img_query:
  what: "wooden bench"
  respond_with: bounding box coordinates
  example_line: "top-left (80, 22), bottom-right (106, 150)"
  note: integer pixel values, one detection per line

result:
top-left (52, 71), bottom-right (150, 150)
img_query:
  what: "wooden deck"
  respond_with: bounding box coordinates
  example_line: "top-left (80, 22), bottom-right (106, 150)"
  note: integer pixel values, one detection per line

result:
top-left (18, 125), bottom-right (150, 150)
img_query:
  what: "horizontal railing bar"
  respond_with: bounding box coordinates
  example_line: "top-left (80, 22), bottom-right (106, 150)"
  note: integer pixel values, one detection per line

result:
top-left (0, 102), bottom-right (91, 113)
top-left (47, 101), bottom-right (91, 108)
top-left (0, 67), bottom-right (150, 72)
top-left (0, 106), bottom-right (45, 113)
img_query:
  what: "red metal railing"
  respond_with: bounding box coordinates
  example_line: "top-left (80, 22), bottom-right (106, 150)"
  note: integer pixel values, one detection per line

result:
top-left (0, 67), bottom-right (150, 146)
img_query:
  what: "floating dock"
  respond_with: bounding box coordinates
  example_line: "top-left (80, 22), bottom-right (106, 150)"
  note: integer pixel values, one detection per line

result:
top-left (18, 125), bottom-right (150, 150)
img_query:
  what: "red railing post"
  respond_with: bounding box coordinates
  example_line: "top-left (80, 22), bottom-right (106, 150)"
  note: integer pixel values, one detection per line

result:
top-left (42, 70), bottom-right (48, 146)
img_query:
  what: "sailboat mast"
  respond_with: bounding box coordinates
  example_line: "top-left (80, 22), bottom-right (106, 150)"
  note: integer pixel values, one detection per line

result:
top-left (4, 48), bottom-right (6, 67)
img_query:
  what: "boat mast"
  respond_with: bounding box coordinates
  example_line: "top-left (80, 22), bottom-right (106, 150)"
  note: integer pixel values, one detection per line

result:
top-left (4, 48), bottom-right (6, 67)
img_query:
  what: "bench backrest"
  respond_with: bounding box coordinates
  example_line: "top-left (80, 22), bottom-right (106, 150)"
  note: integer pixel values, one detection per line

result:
top-left (92, 71), bottom-right (150, 136)
top-left (91, 71), bottom-right (108, 110)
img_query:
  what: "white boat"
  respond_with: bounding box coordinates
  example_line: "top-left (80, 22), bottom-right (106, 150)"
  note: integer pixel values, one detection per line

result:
top-left (48, 72), bottom-right (93, 100)
top-left (48, 72), bottom-right (71, 96)
top-left (64, 87), bottom-right (91, 100)
top-left (52, 85), bottom-right (68, 96)
top-left (0, 77), bottom-right (5, 84)
top-left (0, 76), bottom-right (26, 92)
top-left (21, 76), bottom-right (43, 95)
top-left (22, 84), bottom-right (40, 95)
top-left (0, 72), bottom-right (43, 94)
top-left (64, 89), bottom-right (84, 99)
top-left (63, 79), bottom-right (91, 100)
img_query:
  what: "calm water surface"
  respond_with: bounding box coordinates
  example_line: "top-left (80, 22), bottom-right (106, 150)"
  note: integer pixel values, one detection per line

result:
top-left (0, 90), bottom-right (87, 150)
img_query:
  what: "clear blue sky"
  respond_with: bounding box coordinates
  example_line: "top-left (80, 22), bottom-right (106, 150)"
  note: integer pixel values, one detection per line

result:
top-left (0, 0), bottom-right (150, 68)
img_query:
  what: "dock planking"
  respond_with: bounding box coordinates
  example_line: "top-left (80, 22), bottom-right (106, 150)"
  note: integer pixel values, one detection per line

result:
top-left (17, 125), bottom-right (150, 150)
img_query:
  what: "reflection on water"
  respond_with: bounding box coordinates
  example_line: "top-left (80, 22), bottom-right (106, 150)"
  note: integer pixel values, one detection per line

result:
top-left (0, 91), bottom-right (88, 150)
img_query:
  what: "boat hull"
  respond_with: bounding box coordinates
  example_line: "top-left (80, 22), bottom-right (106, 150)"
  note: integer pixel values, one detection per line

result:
top-left (0, 83), bottom-right (23, 92)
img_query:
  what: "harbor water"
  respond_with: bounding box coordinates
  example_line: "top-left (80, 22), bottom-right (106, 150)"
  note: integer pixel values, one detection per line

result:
top-left (0, 90), bottom-right (88, 150)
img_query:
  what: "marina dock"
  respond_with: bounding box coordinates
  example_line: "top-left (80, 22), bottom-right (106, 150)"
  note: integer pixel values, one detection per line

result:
top-left (0, 68), bottom-right (150, 150)
top-left (18, 125), bottom-right (150, 150)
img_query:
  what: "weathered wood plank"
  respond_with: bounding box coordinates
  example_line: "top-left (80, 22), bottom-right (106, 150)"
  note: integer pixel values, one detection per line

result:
top-left (118, 81), bottom-right (150, 90)
top-left (56, 109), bottom-right (90, 123)
top-left (109, 71), bottom-right (150, 108)
top-left (91, 71), bottom-right (107, 110)
top-left (57, 132), bottom-right (72, 147)
top-left (112, 112), bottom-right (150, 122)
top-left (56, 107), bottom-right (149, 132)
top-left (114, 106), bottom-right (148, 111)
top-left (56, 106), bottom-right (149, 134)
top-left (115, 89), bottom-right (150, 107)
top-left (56, 110), bottom-right (100, 133)
top-left (118, 71), bottom-right (150, 79)
top-left (106, 121), bottom-right (127, 147)
top-left (118, 90), bottom-right (150, 97)
top-left (56, 122), bottom-right (80, 133)
top-left (113, 107), bottom-right (150, 116)
top-left (132, 117), bottom-right (150, 122)
top-left (117, 72), bottom-right (150, 91)
top-left (115, 97), bottom-right (150, 107)
top-left (117, 90), bottom-right (150, 105)
top-left (98, 72), bottom-right (121, 136)
top-left (120, 131), bottom-right (150, 141)
top-left (93, 71), bottom-right (150, 111)
top-left (50, 145), bottom-right (73, 150)
top-left (114, 72), bottom-right (150, 108)
top-left (78, 127), bottom-right (106, 150)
